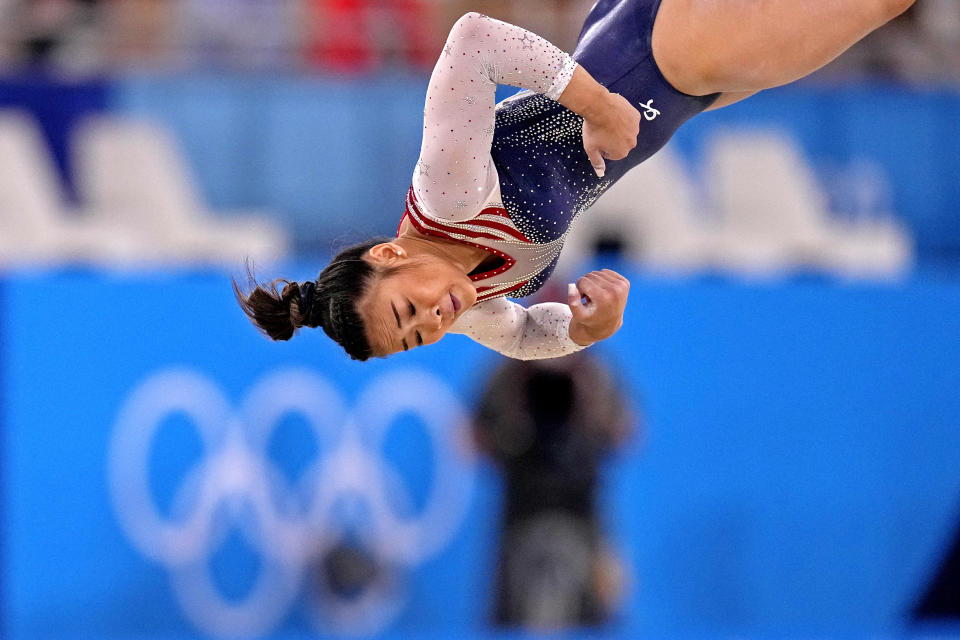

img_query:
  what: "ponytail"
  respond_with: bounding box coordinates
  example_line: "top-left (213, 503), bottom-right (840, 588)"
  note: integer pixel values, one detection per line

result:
top-left (234, 238), bottom-right (392, 361)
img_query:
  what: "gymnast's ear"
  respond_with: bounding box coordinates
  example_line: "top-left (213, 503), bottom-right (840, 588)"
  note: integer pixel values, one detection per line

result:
top-left (367, 242), bottom-right (408, 266)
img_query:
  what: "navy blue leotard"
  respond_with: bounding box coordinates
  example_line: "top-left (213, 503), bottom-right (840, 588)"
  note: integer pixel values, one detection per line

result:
top-left (403, 0), bottom-right (718, 302)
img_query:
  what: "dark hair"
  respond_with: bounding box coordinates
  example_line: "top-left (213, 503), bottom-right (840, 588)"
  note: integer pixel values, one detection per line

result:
top-left (233, 238), bottom-right (392, 361)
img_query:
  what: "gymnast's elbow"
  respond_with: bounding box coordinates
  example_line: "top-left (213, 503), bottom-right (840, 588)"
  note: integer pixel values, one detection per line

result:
top-left (448, 12), bottom-right (488, 44)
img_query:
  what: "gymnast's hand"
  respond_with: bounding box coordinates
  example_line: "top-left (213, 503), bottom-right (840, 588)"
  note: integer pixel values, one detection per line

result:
top-left (567, 269), bottom-right (631, 346)
top-left (581, 91), bottom-right (641, 178)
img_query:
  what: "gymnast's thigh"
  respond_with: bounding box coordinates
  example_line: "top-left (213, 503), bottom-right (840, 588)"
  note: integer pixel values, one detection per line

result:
top-left (652, 0), bottom-right (915, 95)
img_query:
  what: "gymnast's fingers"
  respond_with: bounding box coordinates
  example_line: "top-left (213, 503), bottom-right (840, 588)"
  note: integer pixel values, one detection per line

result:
top-left (576, 271), bottom-right (615, 305)
top-left (570, 272), bottom-right (627, 340)
top-left (594, 269), bottom-right (631, 292)
top-left (599, 268), bottom-right (630, 283)
top-left (567, 282), bottom-right (584, 310)
top-left (585, 146), bottom-right (606, 178)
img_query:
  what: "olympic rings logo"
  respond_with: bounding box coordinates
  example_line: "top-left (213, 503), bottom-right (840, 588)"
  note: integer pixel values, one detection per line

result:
top-left (107, 367), bottom-right (476, 638)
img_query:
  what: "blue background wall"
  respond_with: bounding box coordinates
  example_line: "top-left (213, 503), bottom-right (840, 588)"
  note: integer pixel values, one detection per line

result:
top-left (2, 265), bottom-right (960, 639)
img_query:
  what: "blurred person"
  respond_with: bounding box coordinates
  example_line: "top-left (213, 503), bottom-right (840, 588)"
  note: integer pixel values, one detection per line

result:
top-left (177, 0), bottom-right (296, 70)
top-left (896, 0), bottom-right (960, 83)
top-left (472, 337), bottom-right (634, 628)
top-left (237, 0), bottom-right (917, 362)
top-left (304, 0), bottom-right (442, 72)
top-left (819, 1), bottom-right (960, 84)
top-left (525, 0), bottom-right (596, 53)
top-left (0, 0), bottom-right (13, 57)
top-left (916, 0), bottom-right (960, 81)
top-left (99, 0), bottom-right (177, 70)
top-left (439, 0), bottom-right (511, 31)
top-left (441, 0), bottom-right (595, 52)
top-left (9, 0), bottom-right (100, 69)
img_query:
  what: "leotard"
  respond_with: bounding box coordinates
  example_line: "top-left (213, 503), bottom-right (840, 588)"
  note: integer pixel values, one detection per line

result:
top-left (401, 2), bottom-right (717, 359)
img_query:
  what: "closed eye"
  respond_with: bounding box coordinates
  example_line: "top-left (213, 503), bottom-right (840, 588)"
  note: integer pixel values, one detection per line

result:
top-left (391, 301), bottom-right (408, 351)
top-left (407, 300), bottom-right (423, 347)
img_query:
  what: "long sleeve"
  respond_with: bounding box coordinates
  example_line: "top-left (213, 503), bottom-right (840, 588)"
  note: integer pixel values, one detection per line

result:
top-left (448, 297), bottom-right (587, 360)
top-left (413, 12), bottom-right (578, 221)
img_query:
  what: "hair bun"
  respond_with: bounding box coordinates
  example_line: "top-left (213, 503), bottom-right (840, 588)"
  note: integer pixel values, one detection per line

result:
top-left (276, 281), bottom-right (302, 329)
top-left (298, 281), bottom-right (322, 329)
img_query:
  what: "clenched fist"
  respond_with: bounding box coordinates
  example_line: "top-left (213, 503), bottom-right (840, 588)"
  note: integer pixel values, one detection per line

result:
top-left (582, 92), bottom-right (641, 178)
top-left (567, 269), bottom-right (631, 346)
top-left (557, 66), bottom-right (641, 179)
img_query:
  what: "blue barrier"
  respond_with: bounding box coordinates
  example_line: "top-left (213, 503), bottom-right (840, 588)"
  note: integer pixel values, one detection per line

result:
top-left (2, 268), bottom-right (960, 639)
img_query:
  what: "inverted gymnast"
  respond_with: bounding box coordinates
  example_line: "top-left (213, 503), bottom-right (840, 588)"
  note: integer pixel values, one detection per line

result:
top-left (236, 0), bottom-right (915, 360)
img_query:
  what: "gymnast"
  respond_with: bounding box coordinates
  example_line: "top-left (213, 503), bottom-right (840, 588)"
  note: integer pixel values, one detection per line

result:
top-left (236, 0), bottom-right (915, 360)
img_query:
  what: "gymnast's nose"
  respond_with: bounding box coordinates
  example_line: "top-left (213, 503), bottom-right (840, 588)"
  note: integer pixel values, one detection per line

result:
top-left (414, 303), bottom-right (443, 332)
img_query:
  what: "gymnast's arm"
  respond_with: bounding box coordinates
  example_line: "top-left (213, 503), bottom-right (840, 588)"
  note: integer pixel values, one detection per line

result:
top-left (448, 297), bottom-right (588, 360)
top-left (414, 12), bottom-right (639, 220)
top-left (448, 269), bottom-right (630, 360)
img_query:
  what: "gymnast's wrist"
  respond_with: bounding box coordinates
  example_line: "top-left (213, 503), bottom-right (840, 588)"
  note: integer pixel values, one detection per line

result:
top-left (568, 318), bottom-right (598, 347)
top-left (558, 66), bottom-right (610, 121)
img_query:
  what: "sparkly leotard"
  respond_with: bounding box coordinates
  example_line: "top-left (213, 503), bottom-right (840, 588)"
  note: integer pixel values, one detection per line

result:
top-left (402, 2), bottom-right (717, 359)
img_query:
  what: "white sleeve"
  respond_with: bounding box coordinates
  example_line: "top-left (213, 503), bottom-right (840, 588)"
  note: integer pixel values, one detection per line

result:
top-left (412, 12), bottom-right (578, 221)
top-left (448, 297), bottom-right (588, 360)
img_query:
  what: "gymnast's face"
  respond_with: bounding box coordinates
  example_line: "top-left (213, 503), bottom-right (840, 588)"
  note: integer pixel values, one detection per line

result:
top-left (359, 242), bottom-right (477, 356)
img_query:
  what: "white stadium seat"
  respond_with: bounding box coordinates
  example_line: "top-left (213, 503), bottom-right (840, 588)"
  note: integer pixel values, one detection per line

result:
top-left (72, 115), bottom-right (289, 267)
top-left (0, 109), bottom-right (146, 269)
top-left (705, 129), bottom-right (912, 278)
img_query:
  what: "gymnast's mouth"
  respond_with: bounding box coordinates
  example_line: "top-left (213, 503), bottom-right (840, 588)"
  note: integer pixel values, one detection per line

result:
top-left (450, 293), bottom-right (461, 313)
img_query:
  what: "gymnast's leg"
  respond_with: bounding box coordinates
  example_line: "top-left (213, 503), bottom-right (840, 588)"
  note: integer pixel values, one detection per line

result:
top-left (652, 0), bottom-right (915, 101)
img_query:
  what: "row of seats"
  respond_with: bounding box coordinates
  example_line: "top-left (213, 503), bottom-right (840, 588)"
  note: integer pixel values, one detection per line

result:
top-left (0, 110), bottom-right (288, 270)
top-left (0, 108), bottom-right (911, 279)
top-left (559, 131), bottom-right (913, 279)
